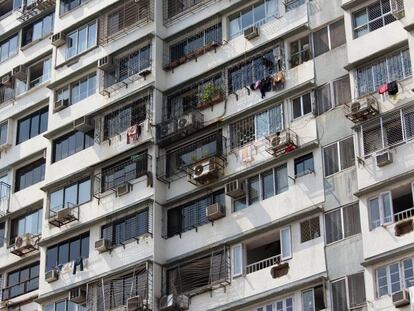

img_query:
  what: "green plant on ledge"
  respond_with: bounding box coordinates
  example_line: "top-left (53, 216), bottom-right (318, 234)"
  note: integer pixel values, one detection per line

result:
top-left (199, 84), bottom-right (223, 104)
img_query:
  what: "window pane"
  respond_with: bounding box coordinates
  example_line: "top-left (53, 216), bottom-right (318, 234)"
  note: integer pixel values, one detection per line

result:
top-left (332, 279), bottom-right (347, 311)
top-left (248, 176), bottom-right (260, 205)
top-left (302, 290), bottom-right (314, 311)
top-left (333, 75), bottom-right (351, 106)
top-left (369, 198), bottom-right (381, 229)
top-left (275, 165), bottom-right (288, 194)
top-left (281, 227), bottom-right (291, 260)
top-left (403, 259), bottom-right (414, 289)
top-left (58, 243), bottom-right (69, 265)
top-left (46, 246), bottom-right (58, 270)
top-left (232, 244), bottom-right (242, 276)
top-left (381, 192), bottom-right (392, 223)
top-left (316, 84), bottom-right (331, 115)
top-left (81, 234), bottom-right (89, 257)
top-left (292, 97), bottom-right (302, 119)
top-left (348, 272), bottom-right (366, 308)
top-left (78, 179), bottom-right (91, 205)
top-left (330, 19), bottom-right (346, 49)
top-left (377, 266), bottom-right (388, 296)
top-left (78, 27), bottom-right (87, 53)
top-left (87, 21), bottom-right (97, 48)
top-left (389, 263), bottom-right (401, 294)
top-left (64, 184), bottom-right (78, 206)
top-left (302, 93), bottom-right (312, 115)
top-left (325, 210), bottom-right (343, 243)
top-left (17, 118), bottom-right (31, 144)
top-left (323, 143), bottom-right (339, 176)
top-left (343, 204), bottom-right (361, 238)
top-left (261, 170), bottom-right (274, 200)
top-left (313, 27), bottom-right (329, 57)
top-left (69, 238), bottom-right (80, 262)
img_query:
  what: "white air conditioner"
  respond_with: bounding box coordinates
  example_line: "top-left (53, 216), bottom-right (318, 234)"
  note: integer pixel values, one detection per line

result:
top-left (206, 203), bottom-right (225, 221)
top-left (127, 295), bottom-right (144, 311)
top-left (95, 239), bottom-right (112, 253)
top-left (376, 150), bottom-right (393, 167)
top-left (392, 289), bottom-right (410, 307)
top-left (98, 56), bottom-right (114, 71)
top-left (191, 158), bottom-right (218, 183)
top-left (1, 74), bottom-right (12, 87)
top-left (268, 133), bottom-right (287, 148)
top-left (225, 180), bottom-right (245, 198)
top-left (53, 98), bottom-right (69, 113)
top-left (45, 269), bottom-right (59, 283)
top-left (13, 234), bottom-right (34, 252)
top-left (244, 26), bottom-right (259, 40)
top-left (73, 116), bottom-right (94, 132)
top-left (177, 113), bottom-right (196, 130)
top-left (350, 97), bottom-right (378, 115)
top-left (69, 286), bottom-right (87, 304)
top-left (159, 122), bottom-right (175, 138)
top-left (390, 0), bottom-right (405, 19)
top-left (51, 32), bottom-right (66, 47)
top-left (159, 294), bottom-right (189, 311)
top-left (116, 183), bottom-right (131, 196)
top-left (12, 65), bottom-right (27, 81)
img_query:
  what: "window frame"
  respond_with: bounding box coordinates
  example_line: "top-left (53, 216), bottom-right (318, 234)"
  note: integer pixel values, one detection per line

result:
top-left (3, 262), bottom-right (39, 299)
top-left (289, 36), bottom-right (311, 68)
top-left (312, 18), bottom-right (346, 58)
top-left (375, 258), bottom-right (414, 297)
top-left (231, 243), bottom-right (243, 277)
top-left (325, 204), bottom-right (361, 245)
top-left (0, 33), bottom-right (18, 63)
top-left (65, 20), bottom-right (98, 60)
top-left (292, 92), bottom-right (313, 120)
top-left (10, 208), bottom-right (43, 245)
top-left (55, 72), bottom-right (97, 108)
top-left (300, 216), bottom-right (321, 243)
top-left (280, 226), bottom-right (292, 260)
top-left (49, 178), bottom-right (92, 213)
top-left (16, 106), bottom-right (48, 145)
top-left (52, 130), bottom-right (94, 162)
top-left (21, 12), bottom-right (54, 47)
top-left (331, 272), bottom-right (366, 310)
top-left (322, 137), bottom-right (355, 177)
top-left (368, 191), bottom-right (393, 230)
top-left (14, 158), bottom-right (46, 192)
top-left (294, 152), bottom-right (314, 177)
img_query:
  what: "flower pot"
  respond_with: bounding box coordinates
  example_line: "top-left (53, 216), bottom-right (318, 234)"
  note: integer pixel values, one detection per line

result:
top-left (270, 262), bottom-right (289, 278)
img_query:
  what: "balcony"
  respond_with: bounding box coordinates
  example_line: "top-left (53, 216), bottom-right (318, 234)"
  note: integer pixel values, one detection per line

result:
top-left (98, 0), bottom-right (154, 46)
top-left (157, 132), bottom-right (227, 185)
top-left (162, 0), bottom-right (217, 25)
top-left (0, 181), bottom-right (10, 217)
top-left (17, 0), bottom-right (55, 22)
top-left (48, 202), bottom-right (79, 228)
top-left (93, 152), bottom-right (152, 202)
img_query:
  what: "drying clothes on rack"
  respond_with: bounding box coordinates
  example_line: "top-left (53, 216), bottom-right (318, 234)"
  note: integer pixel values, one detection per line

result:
top-left (73, 256), bottom-right (84, 274)
top-left (260, 77), bottom-right (272, 98)
top-left (272, 71), bottom-right (285, 86)
top-left (239, 144), bottom-right (253, 163)
top-left (127, 124), bottom-right (141, 144)
top-left (378, 83), bottom-right (388, 94)
top-left (388, 81), bottom-right (398, 95)
top-left (250, 80), bottom-right (262, 91)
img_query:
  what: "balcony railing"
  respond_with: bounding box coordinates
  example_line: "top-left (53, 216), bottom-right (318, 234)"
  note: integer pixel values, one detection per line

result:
top-left (48, 202), bottom-right (80, 228)
top-left (17, 0), bottom-right (56, 22)
top-left (1, 277), bottom-right (39, 300)
top-left (394, 207), bottom-right (414, 223)
top-left (162, 0), bottom-right (218, 24)
top-left (245, 254), bottom-right (281, 275)
top-left (0, 181), bottom-right (11, 217)
top-left (0, 85), bottom-right (15, 106)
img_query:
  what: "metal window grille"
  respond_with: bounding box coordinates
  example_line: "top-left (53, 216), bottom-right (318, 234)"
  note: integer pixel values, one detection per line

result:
top-left (17, 0), bottom-right (55, 22)
top-left (285, 0), bottom-right (306, 11)
top-left (356, 48), bottom-right (411, 97)
top-left (163, 0), bottom-right (217, 25)
top-left (99, 0), bottom-right (153, 46)
top-left (166, 246), bottom-right (230, 295)
top-left (300, 217), bottom-right (320, 242)
top-left (230, 116), bottom-right (256, 149)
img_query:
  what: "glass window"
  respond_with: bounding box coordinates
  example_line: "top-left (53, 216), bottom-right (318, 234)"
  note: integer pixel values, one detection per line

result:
top-left (49, 178), bottom-right (91, 213)
top-left (369, 192), bottom-right (393, 230)
top-left (300, 217), bottom-right (321, 242)
top-left (53, 130), bottom-right (94, 162)
top-left (315, 83), bottom-right (332, 115)
top-left (281, 226), bottom-right (292, 260)
top-left (313, 27), bottom-right (329, 57)
top-left (15, 159), bottom-right (45, 191)
top-left (348, 272), bottom-right (366, 308)
top-left (22, 13), bottom-right (54, 47)
top-left (16, 107), bottom-right (48, 144)
top-left (0, 222), bottom-right (5, 248)
top-left (292, 93), bottom-right (312, 119)
top-left (290, 36), bottom-right (311, 68)
top-left (65, 20), bottom-right (97, 59)
top-left (330, 19), bottom-right (346, 49)
top-left (294, 153), bottom-right (314, 177)
top-left (5, 262), bottom-right (39, 299)
top-left (231, 244), bottom-right (243, 277)
top-left (56, 73), bottom-right (96, 108)
top-left (325, 204), bottom-right (361, 244)
top-left (332, 279), bottom-right (347, 311)
top-left (333, 75), bottom-right (351, 107)
top-left (248, 176), bottom-right (260, 205)
top-left (0, 34), bottom-right (18, 62)
top-left (323, 137), bottom-right (355, 176)
top-left (261, 170), bottom-right (274, 200)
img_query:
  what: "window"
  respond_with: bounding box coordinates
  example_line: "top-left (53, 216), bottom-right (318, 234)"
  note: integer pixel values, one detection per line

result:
top-left (231, 244), bottom-right (243, 277)
top-left (255, 298), bottom-right (293, 311)
top-left (103, 97), bottom-right (148, 140)
top-left (302, 286), bottom-right (325, 311)
top-left (230, 104), bottom-right (283, 149)
top-left (290, 36), bottom-right (311, 68)
top-left (228, 0), bottom-right (278, 39)
top-left (292, 93), bottom-right (312, 119)
top-left (60, 0), bottom-right (88, 15)
top-left (2, 262), bottom-right (39, 300)
top-left (243, 165), bottom-right (288, 207)
top-left (46, 232), bottom-right (89, 271)
top-left (16, 107), bottom-right (48, 144)
top-left (323, 137), bottom-right (355, 177)
top-left (325, 204), bottom-right (361, 244)
top-left (10, 209), bottom-right (42, 244)
top-left (331, 273), bottom-right (366, 310)
top-left (66, 20), bottom-right (97, 59)
top-left (101, 209), bottom-right (149, 245)
top-left (285, 0), bottom-right (305, 11)
top-left (0, 34), bottom-right (18, 62)
top-left (228, 46), bottom-right (283, 93)
top-left (0, 222), bottom-right (5, 248)
top-left (315, 76), bottom-right (352, 115)
top-left (49, 179), bottom-right (91, 213)
top-left (280, 226), bottom-right (292, 260)
top-left (356, 48), bottom-right (411, 96)
top-left (55, 73), bottom-right (96, 108)
top-left (22, 13), bottom-right (54, 47)
top-left (167, 190), bottom-right (224, 237)
top-left (0, 74), bottom-right (15, 105)
top-left (376, 257), bottom-right (414, 297)
top-left (313, 19), bottom-right (346, 58)
top-left (353, 0), bottom-right (398, 38)
top-left (53, 130), bottom-right (94, 162)
top-left (169, 23), bottom-right (222, 63)
top-left (100, 152), bottom-right (148, 192)
top-left (369, 192), bottom-right (393, 229)
top-left (45, 299), bottom-right (86, 311)
top-left (300, 217), bottom-right (320, 242)
top-left (16, 56), bottom-right (52, 93)
top-left (0, 0), bottom-right (22, 19)
top-left (294, 153), bottom-right (314, 177)
top-left (15, 158), bottom-right (45, 192)
top-left (0, 121), bottom-right (8, 145)
top-left (333, 75), bottom-right (351, 107)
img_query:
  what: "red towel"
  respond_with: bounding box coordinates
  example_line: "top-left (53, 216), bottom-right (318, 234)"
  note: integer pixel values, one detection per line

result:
top-left (378, 84), bottom-right (388, 94)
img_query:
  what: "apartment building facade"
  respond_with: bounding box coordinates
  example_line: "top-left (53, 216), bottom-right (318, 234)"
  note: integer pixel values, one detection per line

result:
top-left (0, 0), bottom-right (413, 310)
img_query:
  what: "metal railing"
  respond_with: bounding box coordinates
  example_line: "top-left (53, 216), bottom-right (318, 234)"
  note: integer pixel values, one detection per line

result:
top-left (48, 202), bottom-right (80, 227)
top-left (394, 207), bottom-right (414, 223)
top-left (245, 254), bottom-right (281, 275)
top-left (163, 0), bottom-right (218, 24)
top-left (1, 276), bottom-right (39, 300)
top-left (0, 85), bottom-right (15, 106)
top-left (17, 0), bottom-right (56, 22)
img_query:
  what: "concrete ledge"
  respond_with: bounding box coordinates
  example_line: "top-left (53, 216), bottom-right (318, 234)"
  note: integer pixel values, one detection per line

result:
top-left (361, 243), bottom-right (414, 266)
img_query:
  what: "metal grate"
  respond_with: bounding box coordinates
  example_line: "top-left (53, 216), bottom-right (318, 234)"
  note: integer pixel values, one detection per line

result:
top-left (99, 0), bottom-right (154, 46)
top-left (245, 254), bottom-right (281, 275)
top-left (229, 115), bottom-right (255, 149)
top-left (300, 217), bottom-right (320, 242)
top-left (163, 0), bottom-right (218, 25)
top-left (17, 0), bottom-right (55, 22)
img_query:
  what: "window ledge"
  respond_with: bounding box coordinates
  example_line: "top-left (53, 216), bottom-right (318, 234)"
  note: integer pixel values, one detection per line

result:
top-left (324, 165), bottom-right (356, 179)
top-left (15, 80), bottom-right (51, 100)
top-left (104, 232), bottom-right (153, 251)
top-left (21, 33), bottom-right (53, 51)
top-left (55, 45), bottom-right (98, 69)
top-left (0, 52), bottom-right (18, 66)
top-left (59, 0), bottom-right (93, 18)
top-left (325, 232), bottom-right (361, 247)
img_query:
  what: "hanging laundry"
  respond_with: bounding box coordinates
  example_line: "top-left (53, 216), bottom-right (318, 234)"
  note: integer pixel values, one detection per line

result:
top-left (127, 124), bottom-right (141, 144)
top-left (73, 257), bottom-right (84, 275)
top-left (388, 81), bottom-right (398, 95)
top-left (260, 77), bottom-right (271, 98)
top-left (239, 144), bottom-right (253, 163)
top-left (272, 71), bottom-right (285, 86)
top-left (378, 83), bottom-right (388, 94)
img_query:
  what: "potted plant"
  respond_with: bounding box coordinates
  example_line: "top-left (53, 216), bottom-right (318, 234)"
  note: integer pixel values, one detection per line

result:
top-left (199, 84), bottom-right (224, 109)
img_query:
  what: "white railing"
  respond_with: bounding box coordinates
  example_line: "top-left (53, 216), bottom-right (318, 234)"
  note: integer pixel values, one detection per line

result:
top-left (394, 207), bottom-right (414, 223)
top-left (245, 254), bottom-right (281, 275)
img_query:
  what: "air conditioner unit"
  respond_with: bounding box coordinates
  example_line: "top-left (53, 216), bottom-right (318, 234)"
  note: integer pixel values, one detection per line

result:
top-left (116, 183), bottom-right (131, 196)
top-left (390, 0), bottom-right (405, 19)
top-left (12, 65), bottom-right (27, 81)
top-left (206, 203), bottom-right (225, 221)
top-left (159, 122), bottom-right (175, 139)
top-left (45, 269), bottom-right (59, 283)
top-left (69, 286), bottom-right (87, 304)
top-left (392, 289), bottom-right (410, 307)
top-left (53, 98), bottom-right (69, 113)
top-left (191, 158), bottom-right (219, 183)
top-left (225, 180), bottom-right (245, 198)
top-left (51, 32), bottom-right (66, 47)
top-left (13, 234), bottom-right (34, 252)
top-left (98, 56), bottom-right (114, 71)
top-left (177, 113), bottom-right (196, 130)
top-left (376, 150), bottom-right (393, 167)
top-left (73, 116), bottom-right (94, 132)
top-left (159, 294), bottom-right (189, 311)
top-left (244, 26), bottom-right (259, 40)
top-left (95, 239), bottom-right (112, 253)
top-left (56, 206), bottom-right (73, 221)
top-left (127, 295), bottom-right (144, 311)
top-left (1, 74), bottom-right (12, 87)
top-left (348, 97), bottom-right (378, 119)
